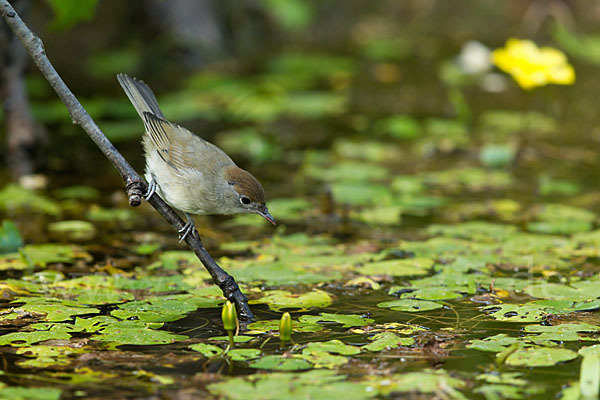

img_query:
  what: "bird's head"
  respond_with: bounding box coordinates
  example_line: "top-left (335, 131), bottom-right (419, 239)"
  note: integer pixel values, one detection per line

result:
top-left (222, 166), bottom-right (275, 225)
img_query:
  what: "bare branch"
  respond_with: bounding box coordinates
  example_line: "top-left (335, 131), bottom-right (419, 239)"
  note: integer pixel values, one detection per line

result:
top-left (0, 0), bottom-right (254, 322)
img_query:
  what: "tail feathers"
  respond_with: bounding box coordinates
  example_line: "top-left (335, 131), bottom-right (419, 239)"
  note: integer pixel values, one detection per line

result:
top-left (117, 73), bottom-right (165, 119)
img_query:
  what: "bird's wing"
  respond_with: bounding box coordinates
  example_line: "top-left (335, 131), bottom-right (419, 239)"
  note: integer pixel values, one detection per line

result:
top-left (142, 112), bottom-right (234, 173)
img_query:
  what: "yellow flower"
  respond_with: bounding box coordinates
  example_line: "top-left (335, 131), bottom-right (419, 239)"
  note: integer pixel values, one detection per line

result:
top-left (492, 38), bottom-right (575, 90)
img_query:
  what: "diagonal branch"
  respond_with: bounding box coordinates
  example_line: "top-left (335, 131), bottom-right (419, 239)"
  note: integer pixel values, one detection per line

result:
top-left (0, 0), bottom-right (254, 322)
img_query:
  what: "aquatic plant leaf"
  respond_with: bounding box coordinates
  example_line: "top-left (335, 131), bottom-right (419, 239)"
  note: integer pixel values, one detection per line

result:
top-left (12, 298), bottom-right (99, 322)
top-left (363, 332), bottom-right (414, 352)
top-left (299, 313), bottom-right (373, 328)
top-left (90, 320), bottom-right (188, 346)
top-left (0, 184), bottom-right (60, 216)
top-left (427, 221), bottom-right (517, 243)
top-left (303, 340), bottom-right (360, 356)
top-left (249, 355), bottom-right (313, 371)
top-left (47, 220), bottom-right (96, 241)
top-left (188, 343), bottom-right (222, 358)
top-left (377, 299), bottom-right (443, 312)
top-left (0, 386), bottom-right (61, 400)
top-left (16, 345), bottom-right (85, 368)
top-left (246, 319), bottom-right (323, 334)
top-left (0, 324), bottom-right (72, 346)
top-left (468, 334), bottom-right (520, 352)
top-left (505, 347), bottom-right (578, 367)
top-left (527, 204), bottom-right (596, 235)
top-left (358, 258), bottom-right (433, 277)
top-left (368, 370), bottom-right (465, 396)
top-left (250, 290), bottom-right (333, 311)
top-left (111, 295), bottom-right (218, 323)
top-left (0, 220), bottom-right (23, 254)
top-left (481, 304), bottom-right (548, 322)
top-left (229, 348), bottom-right (262, 361)
top-left (523, 323), bottom-right (600, 342)
top-left (209, 370), bottom-right (375, 400)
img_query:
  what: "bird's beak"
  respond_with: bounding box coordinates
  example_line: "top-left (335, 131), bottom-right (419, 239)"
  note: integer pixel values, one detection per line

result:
top-left (257, 207), bottom-right (276, 226)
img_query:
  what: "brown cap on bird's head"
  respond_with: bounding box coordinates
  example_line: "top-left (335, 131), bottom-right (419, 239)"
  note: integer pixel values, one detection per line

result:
top-left (225, 166), bottom-right (266, 204)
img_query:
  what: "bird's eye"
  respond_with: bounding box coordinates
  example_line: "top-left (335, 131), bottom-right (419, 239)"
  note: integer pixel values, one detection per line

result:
top-left (240, 196), bottom-right (251, 205)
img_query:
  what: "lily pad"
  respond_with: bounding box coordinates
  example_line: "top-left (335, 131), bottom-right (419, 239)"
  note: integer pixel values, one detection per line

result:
top-left (208, 370), bottom-right (375, 400)
top-left (249, 355), bottom-right (313, 371)
top-left (358, 258), bottom-right (433, 277)
top-left (377, 299), bottom-right (443, 312)
top-left (505, 347), bottom-right (578, 367)
top-left (363, 332), bottom-right (414, 352)
top-left (299, 313), bottom-right (373, 328)
top-left (250, 290), bottom-right (333, 311)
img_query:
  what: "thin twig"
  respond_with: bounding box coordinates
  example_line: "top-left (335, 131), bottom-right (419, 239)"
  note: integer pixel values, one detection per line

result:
top-left (0, 0), bottom-right (254, 322)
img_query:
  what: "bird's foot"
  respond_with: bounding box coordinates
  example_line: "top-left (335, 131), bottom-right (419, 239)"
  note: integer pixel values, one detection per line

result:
top-left (144, 179), bottom-right (157, 200)
top-left (178, 214), bottom-right (196, 242)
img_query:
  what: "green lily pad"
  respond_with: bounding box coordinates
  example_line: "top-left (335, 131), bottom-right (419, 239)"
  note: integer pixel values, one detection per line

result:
top-left (189, 343), bottom-right (223, 358)
top-left (505, 347), bottom-right (578, 367)
top-left (523, 323), bottom-right (600, 342)
top-left (16, 345), bottom-right (85, 368)
top-left (481, 303), bottom-right (548, 322)
top-left (249, 355), bottom-right (313, 371)
top-left (90, 320), bottom-right (188, 346)
top-left (47, 220), bottom-right (96, 241)
top-left (299, 313), bottom-right (373, 328)
top-left (208, 370), bottom-right (376, 400)
top-left (427, 221), bottom-right (517, 243)
top-left (228, 349), bottom-right (262, 361)
top-left (246, 319), bottom-right (323, 334)
top-left (377, 299), bottom-right (443, 312)
top-left (0, 386), bottom-right (61, 400)
top-left (468, 334), bottom-right (520, 352)
top-left (369, 370), bottom-right (465, 396)
top-left (0, 324), bottom-right (72, 346)
top-left (303, 340), bottom-right (360, 356)
top-left (0, 184), bottom-right (60, 216)
top-left (527, 204), bottom-right (596, 235)
top-left (111, 295), bottom-right (219, 323)
top-left (358, 258), bottom-right (433, 277)
top-left (363, 332), bottom-right (414, 352)
top-left (250, 290), bottom-right (333, 311)
top-left (0, 220), bottom-right (23, 254)
top-left (12, 297), bottom-right (100, 322)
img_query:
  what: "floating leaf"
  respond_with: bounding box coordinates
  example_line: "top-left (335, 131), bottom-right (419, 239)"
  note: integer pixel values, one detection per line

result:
top-left (0, 386), bottom-right (61, 400)
top-left (189, 343), bottom-right (223, 358)
top-left (47, 220), bottom-right (96, 241)
top-left (363, 332), bottom-right (414, 352)
top-left (505, 347), bottom-right (578, 367)
top-left (0, 220), bottom-right (23, 254)
top-left (299, 313), bottom-right (373, 328)
top-left (377, 299), bottom-right (443, 312)
top-left (358, 258), bottom-right (433, 277)
top-left (246, 319), bottom-right (323, 334)
top-left (209, 370), bottom-right (375, 400)
top-left (481, 303), bottom-right (553, 322)
top-left (250, 290), bottom-right (333, 311)
top-left (468, 334), bottom-right (519, 352)
top-left (249, 355), bottom-right (313, 371)
top-left (0, 184), bottom-right (60, 216)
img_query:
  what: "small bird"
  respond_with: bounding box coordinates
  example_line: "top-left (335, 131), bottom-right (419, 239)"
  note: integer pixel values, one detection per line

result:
top-left (117, 74), bottom-right (275, 240)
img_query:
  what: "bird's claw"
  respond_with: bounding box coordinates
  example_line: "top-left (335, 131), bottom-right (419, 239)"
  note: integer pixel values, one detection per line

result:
top-left (178, 220), bottom-right (194, 242)
top-left (144, 179), bottom-right (157, 200)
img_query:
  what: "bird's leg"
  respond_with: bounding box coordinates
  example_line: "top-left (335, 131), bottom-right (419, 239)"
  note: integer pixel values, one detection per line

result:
top-left (144, 178), bottom-right (157, 200)
top-left (178, 213), bottom-right (196, 242)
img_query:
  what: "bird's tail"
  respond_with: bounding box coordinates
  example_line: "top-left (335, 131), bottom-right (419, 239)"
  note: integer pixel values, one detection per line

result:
top-left (117, 73), bottom-right (165, 119)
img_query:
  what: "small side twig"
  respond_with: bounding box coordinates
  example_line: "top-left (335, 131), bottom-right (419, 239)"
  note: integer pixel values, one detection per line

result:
top-left (0, 1), bottom-right (254, 322)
